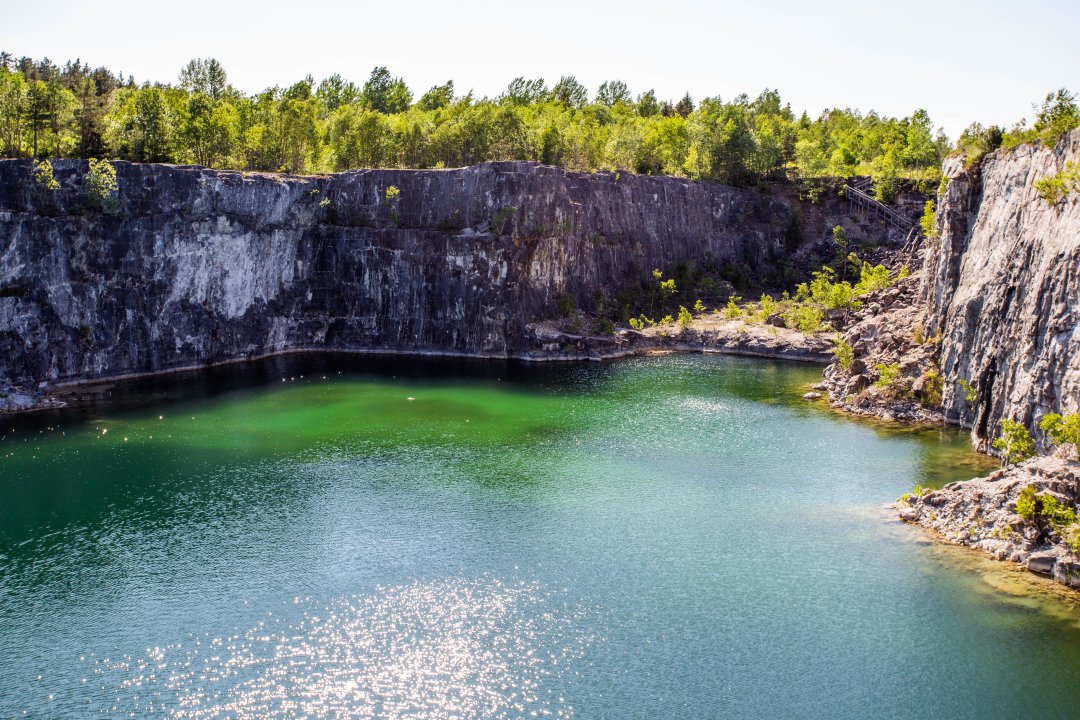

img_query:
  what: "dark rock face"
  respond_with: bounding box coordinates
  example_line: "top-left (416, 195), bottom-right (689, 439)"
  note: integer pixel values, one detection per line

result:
top-left (0, 160), bottom-right (794, 386)
top-left (921, 130), bottom-right (1080, 449)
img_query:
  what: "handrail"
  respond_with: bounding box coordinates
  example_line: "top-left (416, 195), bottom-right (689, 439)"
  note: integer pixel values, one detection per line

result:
top-left (843, 183), bottom-right (912, 230)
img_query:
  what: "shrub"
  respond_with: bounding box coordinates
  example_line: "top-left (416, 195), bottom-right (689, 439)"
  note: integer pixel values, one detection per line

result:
top-left (1016, 485), bottom-right (1038, 520)
top-left (592, 317), bottom-right (614, 335)
top-left (33, 160), bottom-right (59, 194)
top-left (384, 185), bottom-right (400, 201)
top-left (873, 362), bottom-right (901, 390)
top-left (86, 159), bottom-right (120, 214)
top-left (659, 314), bottom-right (674, 326)
top-left (756, 294), bottom-right (778, 321)
top-left (958, 378), bottom-right (978, 403)
top-left (693, 299), bottom-right (706, 314)
top-left (557, 294), bottom-right (574, 316)
top-left (920, 199), bottom-right (938, 240)
top-left (782, 303), bottom-right (825, 333)
top-left (993, 419), bottom-right (1036, 466)
top-left (491, 206), bottom-right (516, 235)
top-left (677, 305), bottom-right (693, 328)
top-left (832, 335), bottom-right (854, 371)
top-left (1040, 412), bottom-right (1080, 458)
top-left (723, 296), bottom-right (742, 319)
top-left (1034, 161), bottom-right (1080, 204)
top-left (921, 367), bottom-right (944, 406)
top-left (853, 262), bottom-right (893, 295)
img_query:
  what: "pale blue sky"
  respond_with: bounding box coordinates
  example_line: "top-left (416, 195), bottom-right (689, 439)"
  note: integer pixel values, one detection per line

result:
top-left (4, 0), bottom-right (1078, 139)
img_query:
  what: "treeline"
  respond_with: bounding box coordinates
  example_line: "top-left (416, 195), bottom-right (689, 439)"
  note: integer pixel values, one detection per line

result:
top-left (6, 52), bottom-right (1068, 198)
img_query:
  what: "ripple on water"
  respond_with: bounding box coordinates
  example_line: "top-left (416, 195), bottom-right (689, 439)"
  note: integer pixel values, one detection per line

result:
top-left (93, 577), bottom-right (593, 719)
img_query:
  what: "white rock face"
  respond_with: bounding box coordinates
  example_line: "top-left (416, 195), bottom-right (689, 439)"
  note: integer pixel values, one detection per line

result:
top-left (923, 129), bottom-right (1080, 449)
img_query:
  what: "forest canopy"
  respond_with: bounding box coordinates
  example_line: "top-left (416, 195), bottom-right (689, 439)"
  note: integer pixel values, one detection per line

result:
top-left (1, 52), bottom-right (1074, 191)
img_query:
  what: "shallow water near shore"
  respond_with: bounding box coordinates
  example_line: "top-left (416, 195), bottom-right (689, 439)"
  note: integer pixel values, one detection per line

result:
top-left (2, 353), bottom-right (1077, 719)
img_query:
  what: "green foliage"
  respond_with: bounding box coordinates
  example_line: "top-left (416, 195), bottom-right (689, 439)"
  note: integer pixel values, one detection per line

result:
top-left (659, 314), bottom-right (674, 326)
top-left (1016, 484), bottom-right (1078, 532)
top-left (954, 122), bottom-right (1003, 166)
top-left (920, 199), bottom-right (938, 240)
top-left (628, 317), bottom-right (643, 330)
top-left (1034, 161), bottom-right (1080, 204)
top-left (693, 299), bottom-right (706, 314)
top-left (832, 335), bottom-right (854, 371)
top-left (568, 311), bottom-right (583, 334)
top-left (756, 294), bottom-right (778, 321)
top-left (0, 54), bottom-right (957, 184)
top-left (557, 294), bottom-right (574, 316)
top-left (993, 419), bottom-right (1036, 466)
top-left (592, 317), bottom-right (614, 335)
top-left (723, 296), bottom-right (743, 319)
top-left (32, 159), bottom-right (59, 196)
top-left (1040, 412), bottom-right (1080, 457)
top-left (782, 302), bottom-right (825, 333)
top-left (86, 158), bottom-right (119, 214)
top-left (384, 185), bottom-right (400, 201)
top-left (491, 206), bottom-right (515, 235)
top-left (1016, 485), bottom-right (1038, 520)
top-left (853, 261), bottom-right (893, 295)
top-left (677, 305), bottom-right (694, 328)
top-left (873, 362), bottom-right (902, 390)
top-left (958, 378), bottom-right (978, 403)
top-left (921, 367), bottom-right (944, 407)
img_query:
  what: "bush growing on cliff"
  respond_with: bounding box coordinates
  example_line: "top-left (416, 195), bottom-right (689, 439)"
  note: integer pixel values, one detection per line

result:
top-left (958, 378), bottom-right (978, 403)
top-left (1034, 161), bottom-right (1080, 205)
top-left (832, 335), bottom-right (854, 371)
top-left (873, 363), bottom-right (902, 392)
top-left (993, 419), bottom-right (1036, 466)
top-left (1040, 412), bottom-right (1080, 458)
top-left (677, 305), bottom-right (694, 328)
top-left (32, 159), bottom-right (59, 193)
top-left (86, 158), bottom-right (119, 214)
top-left (920, 199), bottom-right (938, 240)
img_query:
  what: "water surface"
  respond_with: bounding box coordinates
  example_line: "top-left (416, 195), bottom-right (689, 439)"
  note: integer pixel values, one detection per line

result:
top-left (2, 353), bottom-right (1077, 719)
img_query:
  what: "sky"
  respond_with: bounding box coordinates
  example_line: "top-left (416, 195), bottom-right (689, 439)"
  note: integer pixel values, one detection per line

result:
top-left (4, 0), bottom-right (1078, 140)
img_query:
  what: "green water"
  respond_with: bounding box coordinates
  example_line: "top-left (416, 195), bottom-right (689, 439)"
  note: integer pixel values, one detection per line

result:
top-left (2, 353), bottom-right (1078, 719)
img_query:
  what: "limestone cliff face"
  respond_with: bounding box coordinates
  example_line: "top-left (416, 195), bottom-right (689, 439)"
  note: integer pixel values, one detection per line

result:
top-left (923, 129), bottom-right (1080, 449)
top-left (0, 160), bottom-right (793, 386)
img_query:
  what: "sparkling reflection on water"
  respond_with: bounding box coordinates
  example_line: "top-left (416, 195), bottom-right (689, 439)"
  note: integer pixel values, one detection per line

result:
top-left (96, 578), bottom-right (589, 719)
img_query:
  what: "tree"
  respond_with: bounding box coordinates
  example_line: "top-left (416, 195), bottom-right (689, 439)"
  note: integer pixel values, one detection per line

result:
top-left (1033, 88), bottom-right (1080, 141)
top-left (362, 67), bottom-right (412, 114)
top-left (596, 80), bottom-right (630, 107)
top-left (500, 77), bottom-right (547, 106)
top-left (417, 80), bottom-right (454, 111)
top-left (551, 76), bottom-right (587, 108)
top-left (636, 89), bottom-right (660, 117)
top-left (674, 93), bottom-right (694, 118)
top-left (179, 58), bottom-right (229, 100)
top-left (316, 74), bottom-right (360, 112)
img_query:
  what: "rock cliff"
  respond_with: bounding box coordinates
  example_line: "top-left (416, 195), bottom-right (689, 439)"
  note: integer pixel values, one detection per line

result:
top-left (923, 131), bottom-right (1080, 450)
top-left (824, 129), bottom-right (1080, 450)
top-left (0, 160), bottom-right (799, 387)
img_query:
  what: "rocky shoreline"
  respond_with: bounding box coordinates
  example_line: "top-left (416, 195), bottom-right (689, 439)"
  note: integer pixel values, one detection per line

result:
top-left (0, 319), bottom-right (833, 414)
top-left (897, 456), bottom-right (1080, 588)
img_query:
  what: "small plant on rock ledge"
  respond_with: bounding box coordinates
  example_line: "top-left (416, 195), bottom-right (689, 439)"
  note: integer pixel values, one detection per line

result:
top-left (993, 419), bottom-right (1035, 466)
top-left (832, 335), bottom-right (854, 372)
top-left (1040, 412), bottom-right (1080, 459)
top-left (87, 159), bottom-right (120, 215)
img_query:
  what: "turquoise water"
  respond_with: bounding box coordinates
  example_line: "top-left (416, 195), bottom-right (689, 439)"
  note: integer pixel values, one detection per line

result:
top-left (1, 353), bottom-right (1077, 719)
